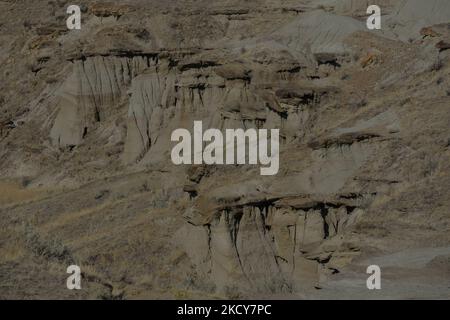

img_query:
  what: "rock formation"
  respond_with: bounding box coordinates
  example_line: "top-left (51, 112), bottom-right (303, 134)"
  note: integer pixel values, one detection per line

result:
top-left (0, 0), bottom-right (449, 299)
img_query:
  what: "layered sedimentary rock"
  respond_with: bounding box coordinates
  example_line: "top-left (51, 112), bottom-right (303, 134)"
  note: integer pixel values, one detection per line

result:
top-left (178, 196), bottom-right (366, 294)
top-left (50, 54), bottom-right (153, 147)
top-left (391, 0), bottom-right (450, 41)
top-left (1, 0), bottom-right (449, 299)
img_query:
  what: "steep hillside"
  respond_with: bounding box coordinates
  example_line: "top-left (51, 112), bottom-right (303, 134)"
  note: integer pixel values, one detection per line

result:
top-left (0, 0), bottom-right (449, 299)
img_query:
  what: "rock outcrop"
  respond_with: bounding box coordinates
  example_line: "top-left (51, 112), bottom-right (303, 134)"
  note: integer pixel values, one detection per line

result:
top-left (50, 54), bottom-right (154, 147)
top-left (0, 0), bottom-right (449, 299)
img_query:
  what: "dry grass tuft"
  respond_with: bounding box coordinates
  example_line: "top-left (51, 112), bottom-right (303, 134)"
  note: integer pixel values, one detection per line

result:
top-left (0, 181), bottom-right (47, 206)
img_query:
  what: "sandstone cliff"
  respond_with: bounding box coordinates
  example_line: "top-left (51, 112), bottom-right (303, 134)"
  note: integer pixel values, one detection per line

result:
top-left (0, 0), bottom-right (449, 299)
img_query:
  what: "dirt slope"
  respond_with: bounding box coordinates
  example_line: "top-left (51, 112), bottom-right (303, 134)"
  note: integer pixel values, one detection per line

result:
top-left (0, 0), bottom-right (449, 299)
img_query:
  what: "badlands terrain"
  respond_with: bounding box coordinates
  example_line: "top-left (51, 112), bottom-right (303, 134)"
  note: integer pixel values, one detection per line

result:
top-left (0, 0), bottom-right (449, 299)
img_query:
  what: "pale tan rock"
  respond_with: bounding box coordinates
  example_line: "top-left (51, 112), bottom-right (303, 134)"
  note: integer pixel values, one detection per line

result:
top-left (1, 0), bottom-right (449, 300)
